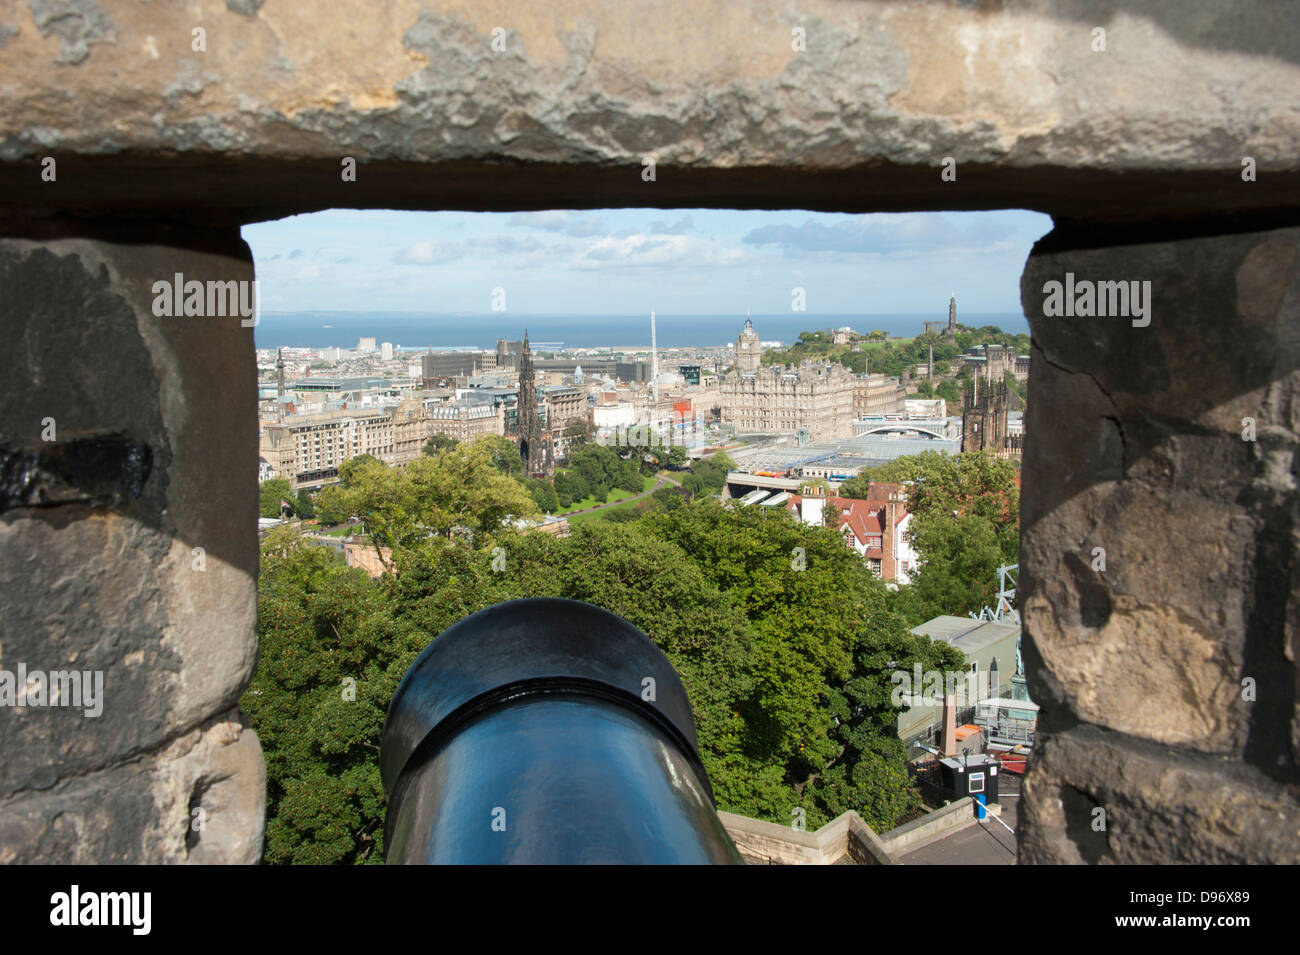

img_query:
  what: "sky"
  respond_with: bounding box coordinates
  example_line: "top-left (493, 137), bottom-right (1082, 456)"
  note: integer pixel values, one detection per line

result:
top-left (241, 208), bottom-right (1053, 316)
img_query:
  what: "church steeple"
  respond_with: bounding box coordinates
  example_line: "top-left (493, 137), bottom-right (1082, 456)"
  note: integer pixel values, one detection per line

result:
top-left (276, 347), bottom-right (285, 397)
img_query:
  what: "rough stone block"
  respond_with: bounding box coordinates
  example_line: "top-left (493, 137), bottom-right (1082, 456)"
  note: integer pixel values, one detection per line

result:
top-left (1020, 725), bottom-right (1300, 864)
top-left (1020, 224), bottom-right (1299, 763)
top-left (1, 2), bottom-right (1298, 222)
top-left (0, 234), bottom-right (262, 861)
top-left (0, 709), bottom-right (265, 864)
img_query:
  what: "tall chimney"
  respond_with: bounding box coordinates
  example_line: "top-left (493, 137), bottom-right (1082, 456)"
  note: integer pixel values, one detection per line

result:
top-left (940, 693), bottom-right (958, 757)
top-left (800, 492), bottom-right (825, 527)
top-left (884, 493), bottom-right (897, 581)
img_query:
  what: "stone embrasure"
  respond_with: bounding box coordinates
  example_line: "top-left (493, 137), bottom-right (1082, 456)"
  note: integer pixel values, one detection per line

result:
top-left (1, 1), bottom-right (1298, 866)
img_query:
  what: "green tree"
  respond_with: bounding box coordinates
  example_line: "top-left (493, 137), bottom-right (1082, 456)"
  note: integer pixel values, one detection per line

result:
top-left (422, 433), bottom-right (459, 456)
top-left (294, 488), bottom-right (316, 520)
top-left (475, 435), bottom-right (525, 477)
top-left (554, 470), bottom-right (589, 508)
top-left (243, 526), bottom-right (423, 864)
top-left (247, 496), bottom-right (950, 861)
top-left (259, 477), bottom-right (293, 518)
top-left (315, 485), bottom-right (351, 526)
top-left (935, 379), bottom-right (962, 405)
top-left (337, 454), bottom-right (383, 488)
top-left (525, 478), bottom-right (560, 514)
top-left (326, 438), bottom-right (538, 567)
top-left (894, 512), bottom-right (1010, 620)
top-left (822, 500), bottom-right (841, 526)
top-left (570, 444), bottom-right (624, 490)
top-left (562, 419), bottom-right (595, 451)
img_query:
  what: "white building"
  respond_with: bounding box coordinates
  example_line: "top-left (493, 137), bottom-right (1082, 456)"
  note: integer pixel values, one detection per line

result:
top-left (593, 401), bottom-right (637, 429)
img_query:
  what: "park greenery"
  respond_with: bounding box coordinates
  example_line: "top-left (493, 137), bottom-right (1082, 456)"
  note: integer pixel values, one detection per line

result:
top-left (246, 380), bottom-right (1022, 863)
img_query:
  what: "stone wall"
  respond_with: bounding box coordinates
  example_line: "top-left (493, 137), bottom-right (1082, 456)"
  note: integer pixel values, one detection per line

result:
top-left (719, 809), bottom-right (897, 865)
top-left (0, 234), bottom-right (262, 862)
top-left (1, 1), bottom-right (1297, 863)
top-left (1018, 221), bottom-right (1299, 863)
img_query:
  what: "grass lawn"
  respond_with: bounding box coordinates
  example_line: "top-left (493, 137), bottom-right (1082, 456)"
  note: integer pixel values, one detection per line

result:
top-left (566, 496), bottom-right (649, 524)
top-left (319, 524), bottom-right (359, 537)
top-left (558, 473), bottom-right (656, 515)
top-left (858, 337), bottom-right (914, 349)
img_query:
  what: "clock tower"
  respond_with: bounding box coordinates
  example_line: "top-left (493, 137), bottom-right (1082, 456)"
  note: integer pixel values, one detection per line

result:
top-left (737, 310), bottom-right (761, 375)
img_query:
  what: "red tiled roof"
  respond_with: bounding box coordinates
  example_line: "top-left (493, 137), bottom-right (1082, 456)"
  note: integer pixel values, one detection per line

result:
top-left (786, 493), bottom-right (907, 543)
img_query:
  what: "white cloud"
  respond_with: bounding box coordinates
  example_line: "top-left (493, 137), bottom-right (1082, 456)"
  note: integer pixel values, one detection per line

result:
top-left (572, 234), bottom-right (746, 270)
top-left (509, 210), bottom-right (606, 237)
top-left (394, 240), bottom-right (464, 265)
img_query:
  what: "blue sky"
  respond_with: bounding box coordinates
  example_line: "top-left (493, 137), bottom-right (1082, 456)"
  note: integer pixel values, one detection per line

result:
top-left (242, 208), bottom-right (1052, 315)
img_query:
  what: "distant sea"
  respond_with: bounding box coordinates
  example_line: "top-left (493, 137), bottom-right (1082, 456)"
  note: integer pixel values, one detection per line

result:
top-left (253, 312), bottom-right (1029, 350)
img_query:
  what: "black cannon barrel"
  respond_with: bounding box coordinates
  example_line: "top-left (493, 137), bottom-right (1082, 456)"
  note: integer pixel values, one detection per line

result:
top-left (380, 597), bottom-right (742, 864)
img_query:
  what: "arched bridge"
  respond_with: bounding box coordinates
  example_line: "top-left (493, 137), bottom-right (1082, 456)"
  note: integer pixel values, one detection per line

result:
top-left (853, 418), bottom-right (951, 441)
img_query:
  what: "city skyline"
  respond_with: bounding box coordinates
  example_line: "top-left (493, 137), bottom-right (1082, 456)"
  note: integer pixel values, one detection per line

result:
top-left (242, 208), bottom-right (1052, 316)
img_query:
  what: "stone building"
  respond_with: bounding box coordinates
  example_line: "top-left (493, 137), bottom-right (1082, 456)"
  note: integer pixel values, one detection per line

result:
top-left (962, 343), bottom-right (1014, 382)
top-left (422, 348), bottom-right (496, 381)
top-left (259, 407), bottom-right (397, 491)
top-left (258, 396), bottom-right (504, 490)
top-left (961, 380), bottom-right (1010, 453)
top-left (422, 400), bottom-right (506, 446)
top-left (853, 374), bottom-right (907, 418)
top-left (736, 316), bottom-right (762, 375)
top-left (540, 384), bottom-right (586, 433)
top-left (721, 358), bottom-right (855, 440)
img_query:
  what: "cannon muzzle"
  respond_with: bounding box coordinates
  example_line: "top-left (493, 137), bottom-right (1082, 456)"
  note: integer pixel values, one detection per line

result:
top-left (380, 597), bottom-right (743, 864)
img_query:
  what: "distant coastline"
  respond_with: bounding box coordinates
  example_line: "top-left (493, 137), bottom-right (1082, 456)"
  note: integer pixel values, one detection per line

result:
top-left (253, 311), bottom-right (1030, 350)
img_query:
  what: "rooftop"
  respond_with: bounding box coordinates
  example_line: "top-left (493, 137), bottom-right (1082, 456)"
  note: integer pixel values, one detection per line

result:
top-left (911, 615), bottom-right (1020, 654)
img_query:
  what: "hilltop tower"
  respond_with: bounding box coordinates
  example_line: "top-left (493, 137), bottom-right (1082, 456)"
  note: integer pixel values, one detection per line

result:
top-left (737, 308), bottom-right (761, 375)
top-left (947, 295), bottom-right (957, 336)
top-left (276, 347), bottom-right (285, 397)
